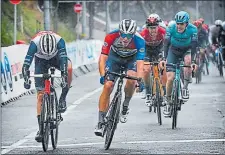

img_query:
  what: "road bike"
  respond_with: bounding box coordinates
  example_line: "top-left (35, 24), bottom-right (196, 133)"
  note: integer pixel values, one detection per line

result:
top-left (148, 61), bottom-right (164, 125)
top-left (28, 67), bottom-right (63, 151)
top-left (166, 60), bottom-right (192, 129)
top-left (102, 67), bottom-right (141, 150)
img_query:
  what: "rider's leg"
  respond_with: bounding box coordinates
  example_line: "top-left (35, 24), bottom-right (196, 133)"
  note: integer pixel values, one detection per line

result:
top-left (34, 56), bottom-right (48, 142)
top-left (183, 52), bottom-right (192, 89)
top-left (182, 52), bottom-right (192, 101)
top-left (121, 70), bottom-right (137, 117)
top-left (143, 63), bottom-right (153, 106)
top-left (99, 81), bottom-right (114, 120)
top-left (161, 68), bottom-right (167, 95)
top-left (121, 58), bottom-right (142, 123)
top-left (163, 49), bottom-right (176, 117)
top-left (143, 63), bottom-right (151, 95)
top-left (95, 57), bottom-right (118, 136)
top-left (51, 54), bottom-right (70, 113)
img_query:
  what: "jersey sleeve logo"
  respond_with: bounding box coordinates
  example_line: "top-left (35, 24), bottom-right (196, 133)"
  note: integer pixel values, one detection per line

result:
top-left (103, 42), bottom-right (108, 47)
top-left (192, 33), bottom-right (198, 40)
top-left (139, 47), bottom-right (145, 52)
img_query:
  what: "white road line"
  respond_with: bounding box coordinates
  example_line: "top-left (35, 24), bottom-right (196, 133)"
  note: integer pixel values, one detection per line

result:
top-left (1, 138), bottom-right (225, 149)
top-left (1, 132), bottom-right (36, 154)
top-left (122, 138), bottom-right (225, 144)
top-left (1, 86), bottom-right (103, 154)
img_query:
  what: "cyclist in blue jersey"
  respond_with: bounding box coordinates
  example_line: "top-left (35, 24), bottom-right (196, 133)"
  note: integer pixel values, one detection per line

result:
top-left (159, 11), bottom-right (197, 117)
top-left (22, 31), bottom-right (72, 142)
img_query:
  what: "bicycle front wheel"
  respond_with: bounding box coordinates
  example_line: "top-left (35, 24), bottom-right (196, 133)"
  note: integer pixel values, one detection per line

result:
top-left (104, 93), bottom-right (121, 150)
top-left (172, 81), bottom-right (179, 129)
top-left (219, 54), bottom-right (223, 76)
top-left (155, 80), bottom-right (162, 125)
top-left (41, 93), bottom-right (50, 152)
top-left (149, 74), bottom-right (154, 113)
top-left (50, 90), bottom-right (59, 149)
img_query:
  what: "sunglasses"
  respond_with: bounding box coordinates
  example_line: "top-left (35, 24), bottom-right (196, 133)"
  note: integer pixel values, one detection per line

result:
top-left (176, 23), bottom-right (185, 25)
top-left (120, 33), bottom-right (134, 39)
top-left (147, 26), bottom-right (157, 29)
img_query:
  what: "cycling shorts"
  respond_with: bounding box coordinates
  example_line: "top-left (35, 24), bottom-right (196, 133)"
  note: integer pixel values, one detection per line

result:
top-left (105, 51), bottom-right (137, 82)
top-left (166, 47), bottom-right (191, 72)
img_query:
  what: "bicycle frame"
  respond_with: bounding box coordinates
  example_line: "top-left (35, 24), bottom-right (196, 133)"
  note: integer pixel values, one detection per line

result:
top-left (104, 78), bottom-right (123, 120)
top-left (174, 64), bottom-right (182, 100)
top-left (151, 63), bottom-right (164, 96)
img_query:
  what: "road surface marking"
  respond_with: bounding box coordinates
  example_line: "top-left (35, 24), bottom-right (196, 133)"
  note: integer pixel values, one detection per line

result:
top-left (2, 138), bottom-right (225, 149)
top-left (1, 86), bottom-right (102, 154)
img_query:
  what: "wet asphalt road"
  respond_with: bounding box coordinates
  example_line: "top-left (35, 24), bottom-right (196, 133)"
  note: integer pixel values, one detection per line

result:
top-left (1, 64), bottom-right (225, 154)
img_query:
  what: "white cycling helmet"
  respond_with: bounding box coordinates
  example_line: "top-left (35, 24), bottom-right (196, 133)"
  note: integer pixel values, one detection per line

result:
top-left (215, 20), bottom-right (223, 26)
top-left (148, 13), bottom-right (162, 22)
top-left (40, 33), bottom-right (57, 56)
top-left (119, 19), bottom-right (137, 34)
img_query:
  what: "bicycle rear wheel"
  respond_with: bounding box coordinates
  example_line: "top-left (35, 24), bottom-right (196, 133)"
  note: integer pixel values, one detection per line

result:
top-left (172, 81), bottom-right (178, 129)
top-left (156, 81), bottom-right (162, 125)
top-left (41, 93), bottom-right (50, 152)
top-left (219, 53), bottom-right (223, 76)
top-left (50, 90), bottom-right (59, 149)
top-left (104, 93), bottom-right (121, 150)
top-left (205, 56), bottom-right (209, 75)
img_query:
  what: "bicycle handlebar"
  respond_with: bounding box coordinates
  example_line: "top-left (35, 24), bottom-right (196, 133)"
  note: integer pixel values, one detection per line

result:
top-left (166, 63), bottom-right (192, 68)
top-left (149, 61), bottom-right (159, 65)
top-left (29, 73), bottom-right (62, 79)
top-left (106, 71), bottom-right (142, 82)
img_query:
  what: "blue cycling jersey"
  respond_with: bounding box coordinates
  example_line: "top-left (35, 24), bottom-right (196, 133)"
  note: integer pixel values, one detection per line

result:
top-left (164, 23), bottom-right (198, 60)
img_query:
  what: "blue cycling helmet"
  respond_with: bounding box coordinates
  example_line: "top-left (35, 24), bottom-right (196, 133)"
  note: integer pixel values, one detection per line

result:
top-left (175, 11), bottom-right (190, 23)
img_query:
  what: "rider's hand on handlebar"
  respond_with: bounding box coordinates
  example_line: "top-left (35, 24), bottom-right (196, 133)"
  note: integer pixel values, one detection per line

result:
top-left (22, 69), bottom-right (31, 89)
top-left (99, 76), bottom-right (105, 85)
top-left (191, 63), bottom-right (198, 72)
top-left (136, 79), bottom-right (144, 93)
top-left (159, 60), bottom-right (166, 69)
top-left (24, 79), bottom-right (31, 89)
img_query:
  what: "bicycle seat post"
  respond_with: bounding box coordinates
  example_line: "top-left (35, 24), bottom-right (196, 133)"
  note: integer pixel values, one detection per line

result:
top-left (50, 67), bottom-right (55, 75)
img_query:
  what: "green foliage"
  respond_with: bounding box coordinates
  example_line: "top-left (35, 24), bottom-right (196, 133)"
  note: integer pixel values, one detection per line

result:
top-left (57, 23), bottom-right (75, 42)
top-left (1, 1), bottom-right (76, 47)
top-left (1, 15), bottom-right (14, 47)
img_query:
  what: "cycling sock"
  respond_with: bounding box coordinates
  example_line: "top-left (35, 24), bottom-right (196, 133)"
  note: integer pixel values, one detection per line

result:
top-left (145, 86), bottom-right (151, 95)
top-left (166, 81), bottom-right (173, 98)
top-left (60, 86), bottom-right (69, 101)
top-left (163, 86), bottom-right (166, 95)
top-left (184, 80), bottom-right (189, 89)
top-left (123, 96), bottom-right (132, 107)
top-left (122, 106), bottom-right (128, 115)
top-left (99, 111), bottom-right (106, 123)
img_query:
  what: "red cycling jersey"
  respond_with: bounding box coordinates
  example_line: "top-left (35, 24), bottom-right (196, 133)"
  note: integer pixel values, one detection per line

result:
top-left (140, 26), bottom-right (166, 47)
top-left (101, 30), bottom-right (137, 56)
top-left (202, 24), bottom-right (209, 32)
